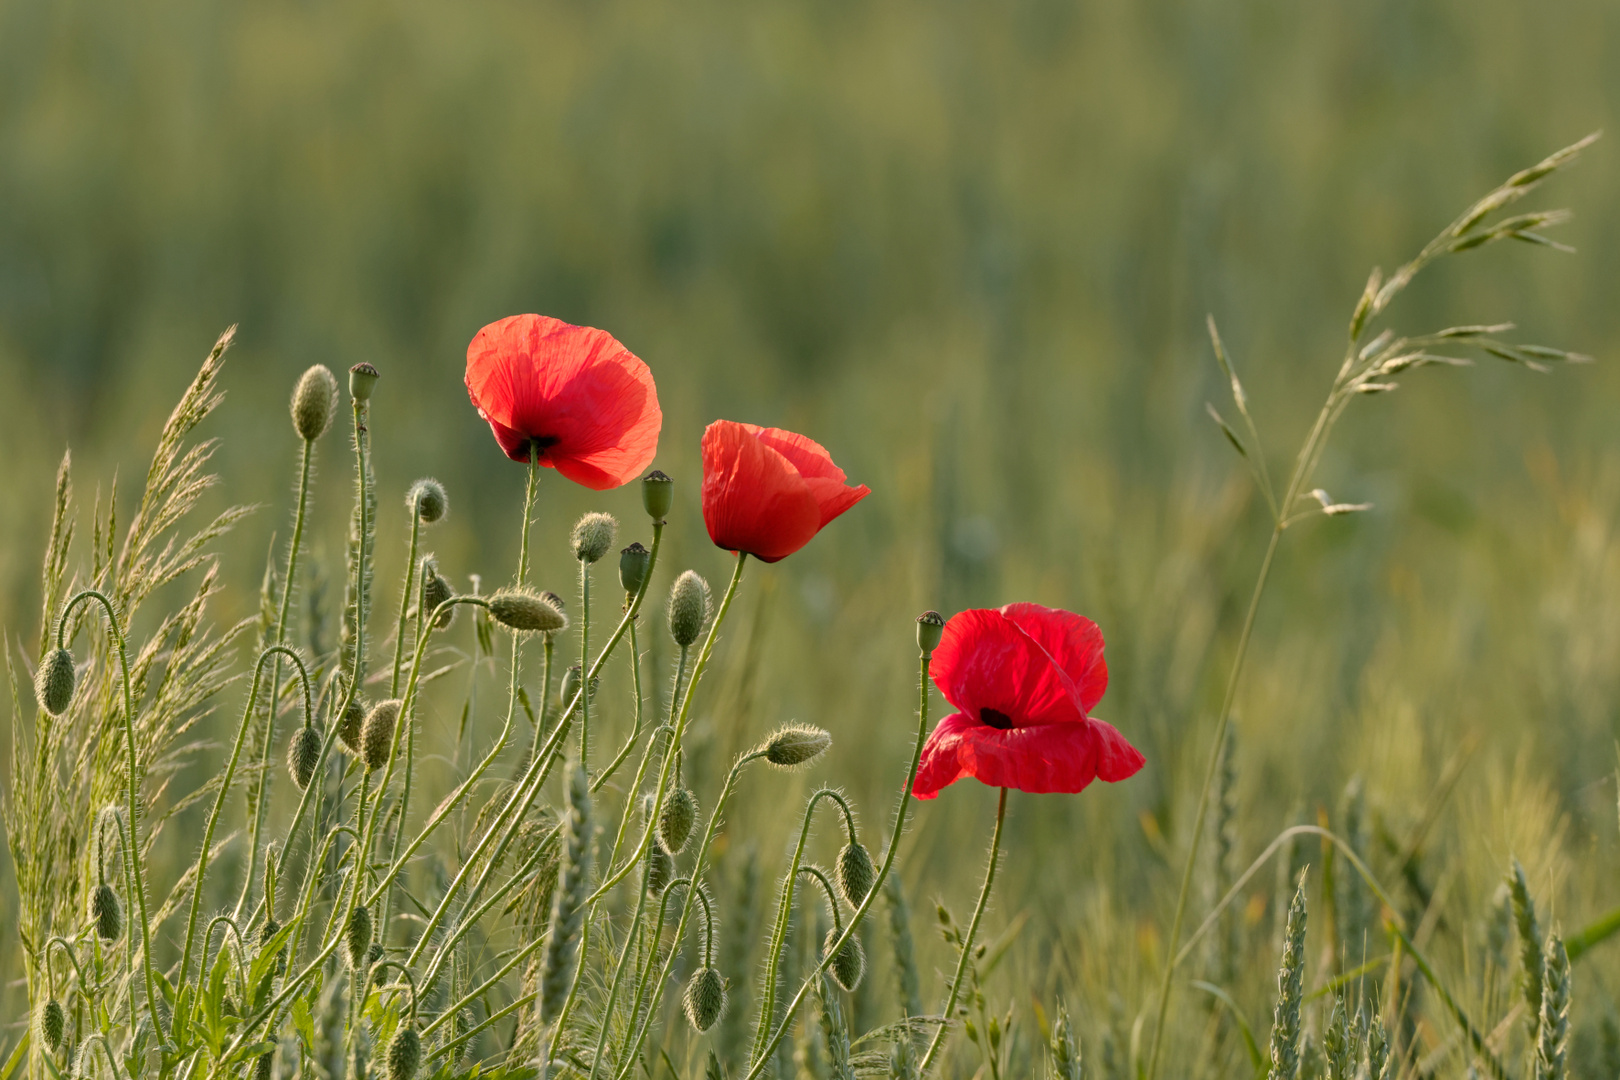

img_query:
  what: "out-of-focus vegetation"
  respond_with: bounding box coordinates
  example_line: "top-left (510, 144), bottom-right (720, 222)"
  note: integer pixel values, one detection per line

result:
top-left (4, 0), bottom-right (1620, 1073)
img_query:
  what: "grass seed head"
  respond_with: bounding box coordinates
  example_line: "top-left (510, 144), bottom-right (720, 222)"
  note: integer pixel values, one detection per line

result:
top-left (620, 541), bottom-right (652, 596)
top-left (291, 364), bottom-right (339, 441)
top-left (571, 511), bottom-right (618, 564)
top-left (288, 725), bottom-right (322, 790)
top-left (658, 786), bottom-right (698, 855)
top-left (668, 570), bottom-right (711, 647)
top-left (91, 882), bottom-right (123, 942)
top-left (407, 478), bottom-right (448, 524)
top-left (488, 588), bottom-right (568, 634)
top-left (684, 966), bottom-right (727, 1032)
top-left (763, 724), bottom-right (832, 768)
top-left (348, 361), bottom-right (380, 401)
top-left (35, 647), bottom-right (75, 717)
top-left (387, 1026), bottom-right (422, 1080)
top-left (824, 927), bottom-right (867, 992)
top-left (642, 469), bottom-right (675, 521)
top-left (836, 841), bottom-right (876, 908)
top-left (362, 699), bottom-right (403, 771)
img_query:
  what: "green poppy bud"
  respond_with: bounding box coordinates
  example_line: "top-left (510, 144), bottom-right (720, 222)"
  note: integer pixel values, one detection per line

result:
top-left (619, 542), bottom-right (652, 596)
top-left (361, 699), bottom-right (403, 772)
top-left (642, 469), bottom-right (674, 522)
top-left (348, 362), bottom-right (380, 401)
top-left (683, 966), bottom-right (726, 1032)
top-left (667, 570), bottom-right (711, 647)
top-left (916, 610), bottom-right (945, 656)
top-left (254, 1050), bottom-right (274, 1080)
top-left (366, 941), bottom-right (385, 970)
top-left (92, 883), bottom-right (123, 942)
top-left (35, 647), bottom-right (75, 717)
top-left (647, 843), bottom-right (673, 896)
top-left (762, 725), bottom-right (832, 768)
top-left (338, 697), bottom-right (367, 755)
top-left (291, 364), bottom-right (339, 441)
top-left (823, 928), bottom-right (866, 992)
top-left (657, 787), bottom-right (698, 855)
top-left (488, 588), bottom-right (568, 634)
top-left (571, 512), bottom-right (618, 564)
top-left (36, 998), bottom-right (64, 1052)
top-left (344, 904), bottom-right (373, 969)
top-left (420, 559), bottom-right (455, 629)
top-left (407, 478), bottom-right (448, 525)
top-left (836, 841), bottom-right (876, 908)
top-left (288, 725), bottom-right (322, 790)
top-left (560, 664), bottom-right (597, 708)
top-left (387, 1026), bottom-right (421, 1080)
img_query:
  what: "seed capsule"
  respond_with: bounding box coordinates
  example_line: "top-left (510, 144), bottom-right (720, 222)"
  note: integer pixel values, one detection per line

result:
top-left (683, 966), bottom-right (727, 1032)
top-left (762, 725), bottom-right (832, 768)
top-left (348, 362), bottom-right (380, 401)
top-left (571, 512), bottom-right (619, 564)
top-left (361, 699), bottom-right (403, 772)
top-left (487, 588), bottom-right (568, 634)
top-left (642, 469), bottom-right (675, 521)
top-left (338, 697), bottom-right (367, 755)
top-left (823, 928), bottom-right (866, 992)
top-left (667, 570), bottom-right (711, 647)
top-left (291, 364), bottom-right (339, 441)
top-left (35, 647), bottom-right (76, 717)
top-left (916, 611), bottom-right (945, 656)
top-left (619, 542), bottom-right (652, 596)
top-left (836, 841), bottom-right (876, 908)
top-left (91, 883), bottom-right (123, 942)
top-left (36, 998), bottom-right (64, 1052)
top-left (344, 905), bottom-right (373, 969)
top-left (387, 1026), bottom-right (421, 1080)
top-left (657, 787), bottom-right (698, 855)
top-left (407, 478), bottom-right (448, 525)
top-left (288, 725), bottom-right (322, 790)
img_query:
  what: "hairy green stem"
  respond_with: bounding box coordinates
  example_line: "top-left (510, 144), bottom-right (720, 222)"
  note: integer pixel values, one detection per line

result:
top-left (390, 516), bottom-right (422, 699)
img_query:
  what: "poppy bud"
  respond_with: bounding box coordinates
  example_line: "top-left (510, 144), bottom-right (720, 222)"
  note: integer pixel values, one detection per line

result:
top-left (255, 1050), bottom-right (274, 1080)
top-left (642, 469), bottom-right (674, 522)
top-left (366, 941), bottom-right (385, 970)
top-left (619, 542), bottom-right (651, 596)
top-left (361, 699), bottom-right (403, 772)
top-left (36, 998), bottom-right (64, 1053)
top-left (387, 1026), bottom-right (421, 1080)
top-left (291, 364), bottom-right (339, 442)
top-left (571, 512), bottom-right (619, 564)
top-left (348, 361), bottom-right (380, 401)
top-left (647, 843), bottom-right (673, 896)
top-left (35, 647), bottom-right (76, 717)
top-left (338, 697), bottom-right (367, 755)
top-left (657, 787), bottom-right (698, 855)
top-left (92, 883), bottom-right (123, 942)
top-left (488, 588), bottom-right (568, 634)
top-left (420, 560), bottom-right (455, 629)
top-left (288, 725), bottom-right (321, 790)
top-left (344, 904), bottom-right (373, 969)
top-left (823, 928), bottom-right (866, 992)
top-left (836, 841), bottom-right (876, 908)
top-left (762, 725), bottom-right (832, 768)
top-left (407, 478), bottom-right (448, 525)
top-left (561, 664), bottom-right (597, 708)
top-left (667, 570), bottom-right (711, 648)
top-left (683, 966), bottom-right (726, 1032)
top-left (916, 611), bottom-right (945, 656)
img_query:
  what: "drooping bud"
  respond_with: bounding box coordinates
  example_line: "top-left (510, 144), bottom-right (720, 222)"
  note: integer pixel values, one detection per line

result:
top-left (420, 559), bottom-right (455, 629)
top-left (916, 611), bottom-right (945, 656)
top-left (619, 542), bottom-right (652, 597)
top-left (348, 362), bottom-right (380, 401)
top-left (366, 941), bottom-right (385, 970)
top-left (91, 883), bottom-right (123, 942)
top-left (658, 787), bottom-right (698, 855)
top-left (338, 697), bottom-right (367, 755)
top-left (407, 478), bottom-right (448, 525)
top-left (254, 1050), bottom-right (274, 1080)
top-left (361, 699), bottom-right (403, 772)
top-left (647, 843), bottom-right (673, 896)
top-left (836, 842), bottom-right (876, 908)
top-left (683, 966), bottom-right (727, 1032)
top-left (823, 928), bottom-right (866, 992)
top-left (762, 725), bottom-right (832, 768)
top-left (35, 647), bottom-right (76, 717)
top-left (291, 364), bottom-right (339, 441)
top-left (387, 1025), bottom-right (422, 1080)
top-left (288, 725), bottom-right (322, 790)
top-left (667, 570), bottom-right (711, 647)
top-left (488, 588), bottom-right (568, 634)
top-left (344, 904), bottom-right (373, 969)
top-left (571, 512), bottom-right (619, 564)
top-left (36, 998), bottom-right (65, 1053)
top-left (642, 469), bottom-right (674, 522)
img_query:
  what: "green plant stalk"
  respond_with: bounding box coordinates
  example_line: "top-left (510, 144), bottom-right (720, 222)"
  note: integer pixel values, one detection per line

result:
top-left (527, 634), bottom-right (556, 775)
top-left (59, 589), bottom-right (164, 1041)
top-left (919, 787), bottom-right (1008, 1075)
top-left (581, 555), bottom-right (592, 767)
top-left (422, 933), bottom-right (548, 1037)
top-left (381, 571), bottom-right (432, 939)
top-left (390, 514), bottom-right (423, 699)
top-left (586, 841), bottom-right (661, 1079)
top-left (740, 652), bottom-right (934, 1080)
top-left (594, 618), bottom-right (647, 796)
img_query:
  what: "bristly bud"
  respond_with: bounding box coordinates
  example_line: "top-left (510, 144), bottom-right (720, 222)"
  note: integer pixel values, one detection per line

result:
top-left (35, 647), bottom-right (76, 717)
top-left (823, 928), bottom-right (866, 992)
top-left (658, 787), bottom-right (698, 855)
top-left (643, 469), bottom-right (674, 521)
top-left (387, 1026), bottom-right (422, 1080)
top-left (407, 478), bottom-right (448, 525)
top-left (366, 941), bottom-right (384, 970)
top-left (619, 542), bottom-right (652, 596)
top-left (348, 361), bottom-right (380, 401)
top-left (1536, 933), bottom-right (1570, 1080)
top-left (706, 1051), bottom-right (727, 1080)
top-left (667, 570), bottom-right (711, 647)
top-left (345, 904), bottom-right (373, 969)
top-left (762, 724), bottom-right (832, 768)
top-left (254, 1050), bottom-right (274, 1080)
top-left (571, 512), bottom-right (619, 564)
top-left (420, 558), bottom-right (455, 629)
top-left (92, 882), bottom-right (123, 942)
top-left (288, 725), bottom-right (322, 790)
top-left (338, 697), bottom-right (367, 755)
top-left (361, 699), bottom-right (403, 771)
top-left (648, 844), bottom-right (674, 896)
top-left (683, 966), bottom-right (727, 1032)
top-left (291, 364), bottom-right (339, 441)
top-left (36, 998), bottom-right (65, 1053)
top-left (836, 842), bottom-right (876, 908)
top-left (487, 588), bottom-right (568, 635)
top-left (916, 611), bottom-right (945, 656)
top-left (560, 664), bottom-right (597, 707)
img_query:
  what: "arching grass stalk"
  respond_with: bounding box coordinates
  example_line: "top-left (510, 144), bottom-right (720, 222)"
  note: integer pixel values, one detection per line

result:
top-left (918, 787), bottom-right (1007, 1074)
top-left (389, 511), bottom-right (423, 699)
top-left (179, 644), bottom-right (313, 984)
top-left (57, 588), bottom-right (163, 1039)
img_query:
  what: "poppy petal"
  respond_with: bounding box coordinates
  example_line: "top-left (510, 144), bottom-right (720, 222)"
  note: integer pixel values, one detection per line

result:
top-left (914, 716), bottom-right (1142, 798)
top-left (701, 420), bottom-right (821, 562)
top-left (1087, 716), bottom-right (1147, 782)
top-left (752, 427), bottom-right (871, 527)
top-left (998, 603), bottom-right (1108, 714)
top-left (929, 609), bottom-right (1084, 728)
top-left (912, 712), bottom-right (978, 800)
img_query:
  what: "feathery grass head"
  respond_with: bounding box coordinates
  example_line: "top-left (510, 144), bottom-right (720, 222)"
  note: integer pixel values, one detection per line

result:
top-left (407, 478), bottom-right (448, 524)
top-left (1536, 933), bottom-right (1570, 1080)
top-left (1267, 870), bottom-right (1308, 1080)
top-left (488, 587), bottom-right (568, 634)
top-left (1048, 1002), bottom-right (1081, 1080)
top-left (642, 469), bottom-right (674, 521)
top-left (668, 570), bottom-right (711, 647)
top-left (348, 361), bottom-right (380, 400)
top-left (34, 647), bottom-right (75, 717)
top-left (762, 724), bottom-right (832, 768)
top-left (291, 364), bottom-right (339, 441)
top-left (684, 966), bottom-right (727, 1032)
top-left (287, 724), bottom-right (321, 790)
top-left (1509, 858), bottom-right (1545, 1041)
top-left (571, 511), bottom-right (618, 563)
top-left (361, 699), bottom-right (403, 771)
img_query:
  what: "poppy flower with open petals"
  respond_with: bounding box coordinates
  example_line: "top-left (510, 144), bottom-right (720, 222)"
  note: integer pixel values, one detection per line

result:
top-left (701, 420), bottom-right (870, 563)
top-left (913, 604), bottom-right (1144, 799)
top-left (465, 314), bottom-right (661, 490)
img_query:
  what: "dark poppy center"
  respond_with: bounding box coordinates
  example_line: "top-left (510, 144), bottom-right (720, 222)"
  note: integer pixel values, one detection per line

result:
top-left (527, 435), bottom-right (560, 460)
top-left (980, 708), bottom-right (1014, 730)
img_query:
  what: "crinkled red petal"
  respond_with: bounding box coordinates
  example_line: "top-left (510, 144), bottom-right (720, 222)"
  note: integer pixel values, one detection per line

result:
top-left (929, 608), bottom-right (1084, 729)
top-left (998, 602), bottom-right (1108, 715)
top-left (912, 713), bottom-right (1143, 798)
top-left (701, 420), bottom-right (821, 562)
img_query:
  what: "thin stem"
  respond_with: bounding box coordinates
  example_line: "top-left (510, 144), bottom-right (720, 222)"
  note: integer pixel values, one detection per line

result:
top-left (526, 635), bottom-right (556, 777)
top-left (580, 555), bottom-right (592, 768)
top-left (390, 514), bottom-right (423, 698)
top-left (919, 787), bottom-right (1008, 1074)
top-left (594, 618), bottom-right (647, 794)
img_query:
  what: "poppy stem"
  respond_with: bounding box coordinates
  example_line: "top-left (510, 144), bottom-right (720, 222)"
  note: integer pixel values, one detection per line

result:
top-left (389, 513), bottom-right (423, 699)
top-left (919, 786), bottom-right (1008, 1075)
top-left (580, 552), bottom-right (592, 768)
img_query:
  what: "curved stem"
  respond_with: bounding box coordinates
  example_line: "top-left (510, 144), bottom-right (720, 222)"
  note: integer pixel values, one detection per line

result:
top-left (799, 866), bottom-right (842, 938)
top-left (371, 960), bottom-right (421, 1024)
top-left (390, 516), bottom-right (422, 699)
top-left (919, 787), bottom-right (1007, 1074)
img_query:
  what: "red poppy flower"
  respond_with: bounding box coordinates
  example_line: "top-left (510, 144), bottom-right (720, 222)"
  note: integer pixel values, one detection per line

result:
top-left (913, 604), bottom-right (1144, 799)
top-left (701, 420), bottom-right (870, 563)
top-left (465, 314), bottom-right (662, 490)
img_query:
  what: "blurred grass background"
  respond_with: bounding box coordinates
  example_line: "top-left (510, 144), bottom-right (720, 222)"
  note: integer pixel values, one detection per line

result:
top-left (4, 0), bottom-right (1620, 1068)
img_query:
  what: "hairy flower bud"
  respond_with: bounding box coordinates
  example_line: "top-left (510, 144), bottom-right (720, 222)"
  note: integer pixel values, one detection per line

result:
top-left (571, 512), bottom-right (619, 564)
top-left (291, 364), bottom-right (339, 441)
top-left (762, 725), bottom-right (832, 768)
top-left (361, 699), bottom-right (403, 772)
top-left (387, 1026), bottom-right (422, 1080)
top-left (658, 787), bottom-right (698, 855)
top-left (36, 998), bottom-right (64, 1053)
top-left (824, 928), bottom-right (866, 992)
top-left (338, 697), bottom-right (367, 755)
top-left (647, 843), bottom-right (673, 896)
top-left (348, 362), bottom-right (380, 401)
top-left (345, 904), bottom-right (373, 969)
top-left (488, 588), bottom-right (568, 634)
top-left (35, 647), bottom-right (75, 717)
top-left (683, 966), bottom-right (727, 1032)
top-left (667, 570), bottom-right (711, 647)
top-left (916, 611), bottom-right (945, 656)
top-left (619, 542), bottom-right (652, 596)
top-left (92, 883), bottom-right (123, 942)
top-left (420, 559), bottom-right (455, 629)
top-left (836, 841), bottom-right (876, 908)
top-left (407, 478), bottom-right (448, 525)
top-left (288, 725), bottom-right (322, 790)
top-left (642, 469), bottom-right (675, 522)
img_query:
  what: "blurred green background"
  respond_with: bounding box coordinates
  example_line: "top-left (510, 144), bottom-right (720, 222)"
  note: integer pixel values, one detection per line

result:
top-left (4, 0), bottom-right (1620, 1067)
